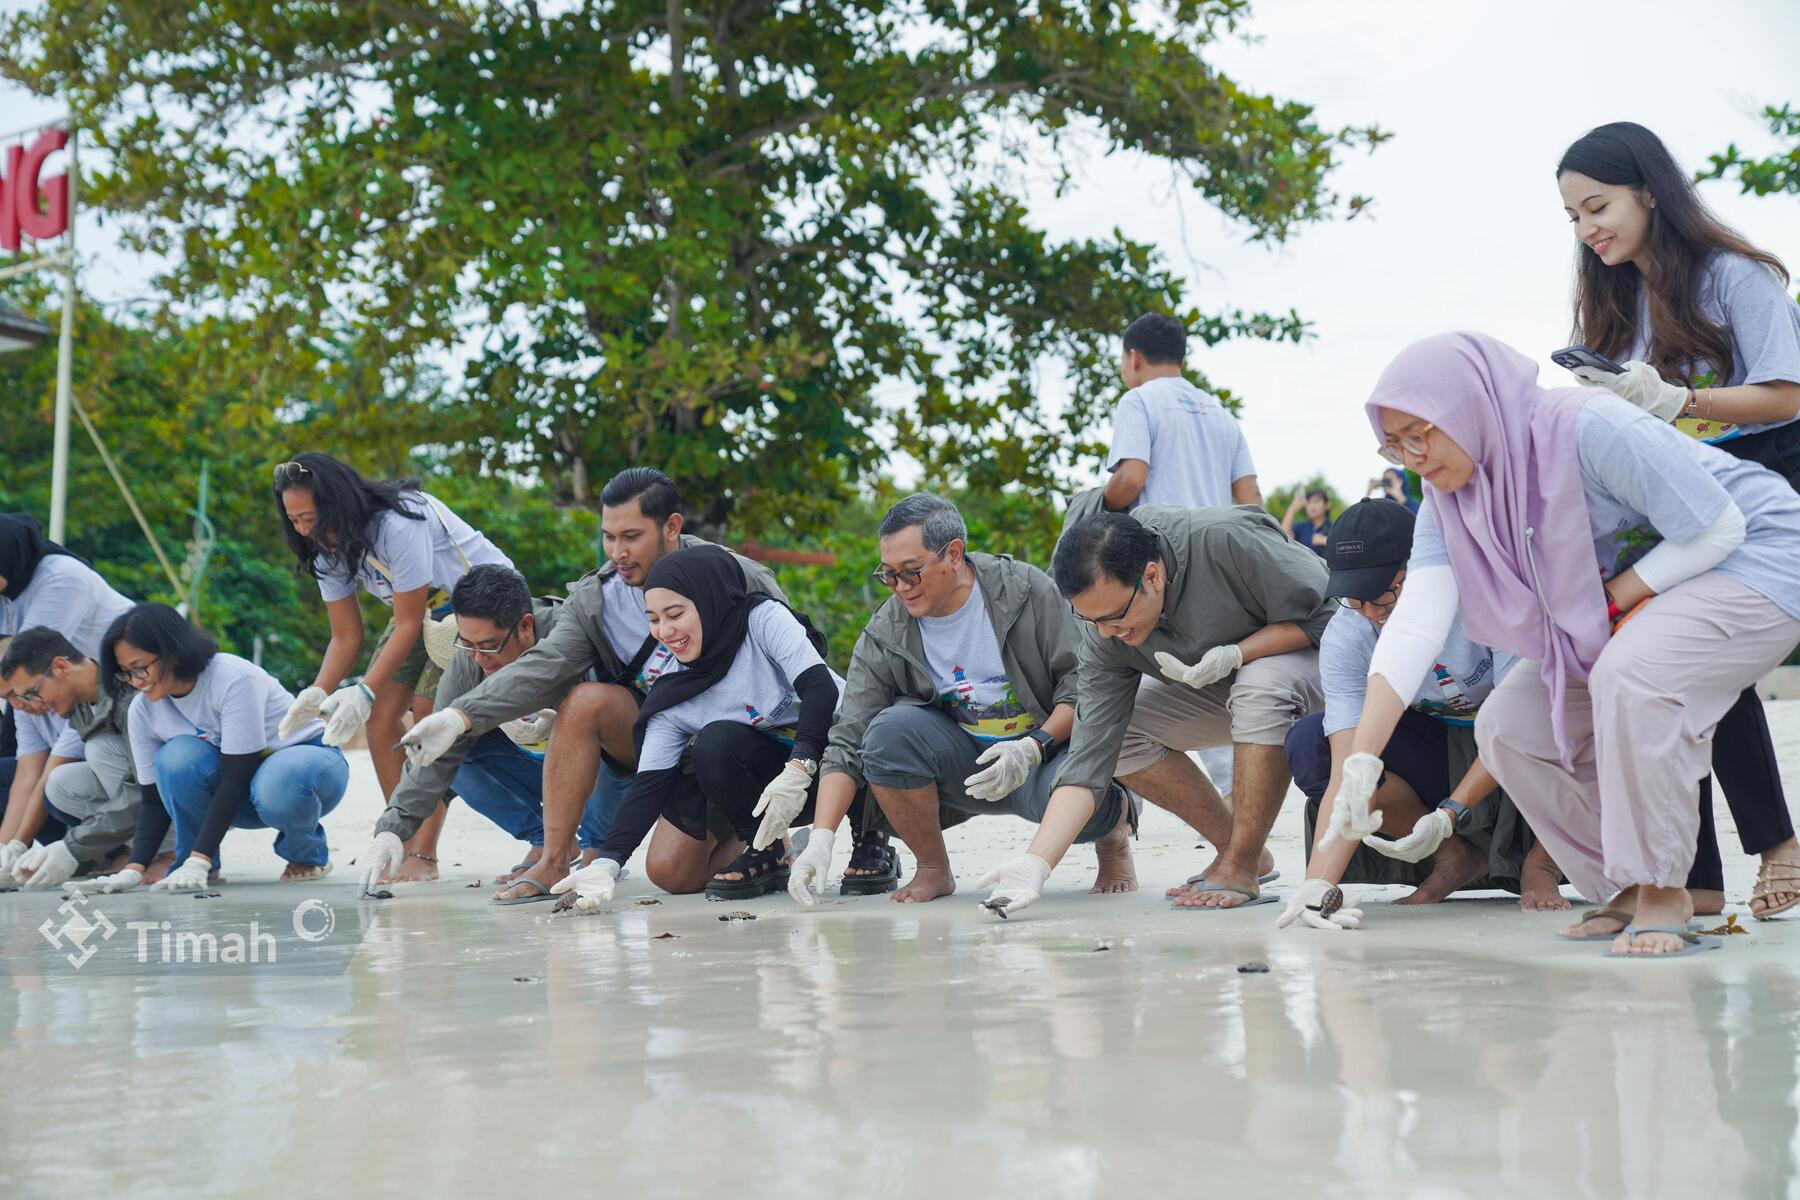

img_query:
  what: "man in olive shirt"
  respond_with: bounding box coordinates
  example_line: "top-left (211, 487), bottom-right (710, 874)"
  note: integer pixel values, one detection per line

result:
top-left (974, 506), bottom-right (1329, 914)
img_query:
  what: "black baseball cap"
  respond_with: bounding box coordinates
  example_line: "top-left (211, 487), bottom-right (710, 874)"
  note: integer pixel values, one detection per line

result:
top-left (1324, 499), bottom-right (1415, 601)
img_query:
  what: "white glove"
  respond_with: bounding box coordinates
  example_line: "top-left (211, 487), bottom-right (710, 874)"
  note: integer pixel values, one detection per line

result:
top-left (1572, 359), bottom-right (1687, 423)
top-left (398, 709), bottom-right (467, 769)
top-left (0, 839), bottom-right (28, 874)
top-left (549, 857), bottom-right (621, 912)
top-left (787, 826), bottom-right (835, 906)
top-left (501, 708), bottom-right (557, 748)
top-left (17, 840), bottom-right (79, 890)
top-left (150, 855), bottom-right (213, 893)
top-left (1364, 807), bottom-right (1455, 864)
top-left (1155, 644), bottom-right (1244, 691)
top-left (974, 853), bottom-right (1053, 917)
top-left (1276, 878), bottom-right (1365, 931)
top-left (359, 831), bottom-right (405, 895)
top-left (319, 682), bottom-right (376, 747)
top-left (751, 764), bottom-right (813, 851)
top-left (279, 685), bottom-right (328, 739)
top-left (1327, 751), bottom-right (1385, 843)
top-left (962, 736), bottom-right (1042, 802)
top-left (70, 867), bottom-right (143, 895)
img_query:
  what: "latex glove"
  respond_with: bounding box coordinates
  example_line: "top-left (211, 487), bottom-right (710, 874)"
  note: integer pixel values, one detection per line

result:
top-left (1572, 360), bottom-right (1686, 423)
top-left (787, 826), bottom-right (834, 906)
top-left (319, 682), bottom-right (376, 747)
top-left (18, 840), bottom-right (79, 890)
top-left (974, 853), bottom-right (1053, 918)
top-left (1327, 752), bottom-right (1385, 843)
top-left (70, 867), bottom-right (143, 896)
top-left (150, 855), bottom-right (212, 893)
top-left (1155, 644), bottom-right (1244, 691)
top-left (1276, 878), bottom-right (1365, 931)
top-left (751, 764), bottom-right (813, 851)
top-left (359, 831), bottom-right (405, 895)
top-left (963, 736), bottom-right (1042, 802)
top-left (279, 685), bottom-right (328, 739)
top-left (398, 709), bottom-right (466, 769)
top-left (1364, 807), bottom-right (1454, 863)
top-left (550, 857), bottom-right (621, 913)
top-left (0, 839), bottom-right (29, 874)
top-left (501, 708), bottom-right (557, 748)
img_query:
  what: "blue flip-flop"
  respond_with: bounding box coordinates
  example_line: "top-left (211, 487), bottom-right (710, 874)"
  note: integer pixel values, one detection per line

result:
top-left (1170, 880), bottom-right (1280, 910)
top-left (491, 877), bottom-right (559, 906)
top-left (1184, 868), bottom-right (1280, 887)
top-left (1560, 909), bottom-right (1702, 942)
top-left (1606, 924), bottom-right (1720, 959)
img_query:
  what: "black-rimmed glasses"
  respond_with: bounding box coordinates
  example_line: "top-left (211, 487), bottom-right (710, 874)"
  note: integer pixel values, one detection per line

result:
top-left (1074, 574), bottom-right (1143, 628)
top-left (114, 659), bottom-right (158, 686)
top-left (871, 545), bottom-right (951, 589)
top-left (1339, 581), bottom-right (1403, 611)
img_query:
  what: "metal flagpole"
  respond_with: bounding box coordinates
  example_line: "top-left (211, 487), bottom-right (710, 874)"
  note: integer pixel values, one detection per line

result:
top-left (46, 126), bottom-right (76, 542)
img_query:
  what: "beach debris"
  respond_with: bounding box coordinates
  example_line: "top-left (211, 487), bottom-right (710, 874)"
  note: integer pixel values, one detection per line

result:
top-left (1091, 940), bottom-right (1112, 953)
top-left (636, 898), bottom-right (662, 906)
top-left (512, 976), bottom-right (542, 984)
top-left (718, 910), bottom-right (757, 922)
top-left (192, 891), bottom-right (223, 900)
top-left (1237, 961), bottom-right (1271, 974)
top-left (652, 932), bottom-right (679, 940)
top-left (1701, 913), bottom-right (1750, 936)
top-left (464, 880), bottom-right (482, 889)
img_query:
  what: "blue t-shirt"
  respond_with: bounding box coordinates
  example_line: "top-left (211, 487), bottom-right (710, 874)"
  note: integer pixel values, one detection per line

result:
top-left (1412, 395), bottom-right (1800, 622)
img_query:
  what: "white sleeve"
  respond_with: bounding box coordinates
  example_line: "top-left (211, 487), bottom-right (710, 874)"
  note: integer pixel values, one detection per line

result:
top-left (1367, 564), bottom-right (1459, 702)
top-left (1629, 501), bottom-right (1745, 595)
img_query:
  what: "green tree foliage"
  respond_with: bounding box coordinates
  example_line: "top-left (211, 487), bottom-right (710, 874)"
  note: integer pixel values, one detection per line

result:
top-left (2, 0), bottom-right (1381, 537)
top-left (1699, 103), bottom-right (1800, 197)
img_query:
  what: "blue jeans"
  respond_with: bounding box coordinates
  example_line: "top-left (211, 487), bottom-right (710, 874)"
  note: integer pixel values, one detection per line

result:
top-left (154, 735), bottom-right (348, 869)
top-left (451, 730), bottom-right (627, 849)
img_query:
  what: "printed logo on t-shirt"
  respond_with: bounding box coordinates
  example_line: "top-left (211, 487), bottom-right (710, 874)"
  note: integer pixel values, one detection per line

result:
top-left (936, 671), bottom-right (1038, 743)
top-left (1416, 655), bottom-right (1495, 727)
top-left (634, 644), bottom-right (679, 694)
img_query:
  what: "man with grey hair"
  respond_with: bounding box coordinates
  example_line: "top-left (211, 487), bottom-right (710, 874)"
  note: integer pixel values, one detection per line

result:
top-left (787, 492), bottom-right (1135, 906)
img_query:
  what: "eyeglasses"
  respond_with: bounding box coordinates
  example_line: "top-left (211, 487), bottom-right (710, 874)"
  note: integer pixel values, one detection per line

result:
top-left (1074, 574), bottom-right (1144, 628)
top-left (1377, 423), bottom-right (1436, 465)
top-left (453, 620), bottom-right (521, 658)
top-left (15, 677), bottom-right (46, 705)
top-left (114, 659), bottom-right (158, 686)
top-left (273, 461), bottom-right (312, 485)
top-left (1339, 581), bottom-right (1403, 611)
top-left (871, 545), bottom-right (951, 589)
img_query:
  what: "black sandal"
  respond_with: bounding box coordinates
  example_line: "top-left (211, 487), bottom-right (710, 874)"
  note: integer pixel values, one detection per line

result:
top-left (839, 829), bottom-right (900, 896)
top-left (704, 843), bottom-right (791, 901)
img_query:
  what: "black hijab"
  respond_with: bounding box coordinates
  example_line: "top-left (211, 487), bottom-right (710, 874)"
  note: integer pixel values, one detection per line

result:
top-left (631, 546), bottom-right (826, 751)
top-left (0, 513), bottom-right (85, 601)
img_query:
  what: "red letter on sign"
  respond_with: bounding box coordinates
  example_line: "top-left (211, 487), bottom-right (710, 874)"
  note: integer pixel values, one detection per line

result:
top-left (16, 128), bottom-right (70, 242)
top-left (0, 144), bottom-right (19, 252)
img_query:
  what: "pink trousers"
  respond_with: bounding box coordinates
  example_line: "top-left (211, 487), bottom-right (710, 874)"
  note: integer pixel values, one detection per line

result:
top-left (1475, 573), bottom-right (1800, 902)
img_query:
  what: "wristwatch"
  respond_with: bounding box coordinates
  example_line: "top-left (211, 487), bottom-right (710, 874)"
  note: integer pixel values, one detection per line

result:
top-left (789, 758), bottom-right (819, 777)
top-left (1436, 797), bottom-right (1473, 834)
top-left (1025, 728), bottom-right (1061, 762)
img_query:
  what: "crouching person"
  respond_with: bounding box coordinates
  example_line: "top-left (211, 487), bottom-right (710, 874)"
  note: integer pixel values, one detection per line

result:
top-left (789, 493), bottom-right (1134, 906)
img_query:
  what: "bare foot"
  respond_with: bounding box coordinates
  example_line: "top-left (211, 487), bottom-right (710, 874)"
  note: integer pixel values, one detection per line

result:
top-left (1750, 839), bottom-right (1800, 919)
top-left (1170, 855), bottom-right (1261, 909)
top-left (1519, 843), bottom-right (1570, 912)
top-left (1394, 835), bottom-right (1486, 905)
top-left (1612, 885), bottom-right (1697, 956)
top-left (577, 847), bottom-right (603, 869)
top-left (492, 858), bottom-right (568, 902)
top-left (1690, 887), bottom-right (1723, 917)
top-left (280, 862), bottom-right (332, 883)
top-left (1089, 819), bottom-right (1138, 895)
top-left (140, 851), bottom-right (176, 886)
top-left (386, 853), bottom-right (439, 884)
top-left (1560, 887), bottom-right (1638, 939)
top-left (495, 847), bottom-right (544, 886)
top-left (1166, 847), bottom-right (1276, 900)
top-left (892, 863), bottom-right (956, 903)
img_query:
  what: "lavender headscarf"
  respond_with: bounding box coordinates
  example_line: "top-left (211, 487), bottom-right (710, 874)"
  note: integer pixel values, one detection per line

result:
top-left (1364, 332), bottom-right (1610, 762)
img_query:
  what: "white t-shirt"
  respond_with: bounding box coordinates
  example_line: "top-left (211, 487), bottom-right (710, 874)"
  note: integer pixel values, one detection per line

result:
top-left (127, 654), bottom-right (324, 784)
top-left (1107, 376), bottom-right (1257, 509)
top-left (637, 604), bottom-right (841, 773)
top-left (1321, 606), bottom-right (1511, 735)
top-left (917, 580), bottom-right (1037, 743)
top-left (0, 554), bottom-right (135, 658)
top-left (599, 571), bottom-right (681, 693)
top-left (316, 493), bottom-right (512, 606)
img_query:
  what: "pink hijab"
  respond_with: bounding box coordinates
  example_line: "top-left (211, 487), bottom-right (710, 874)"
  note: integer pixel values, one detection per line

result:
top-left (1364, 332), bottom-right (1610, 761)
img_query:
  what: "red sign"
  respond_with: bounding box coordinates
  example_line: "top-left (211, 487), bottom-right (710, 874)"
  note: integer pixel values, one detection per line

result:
top-left (0, 128), bottom-right (71, 252)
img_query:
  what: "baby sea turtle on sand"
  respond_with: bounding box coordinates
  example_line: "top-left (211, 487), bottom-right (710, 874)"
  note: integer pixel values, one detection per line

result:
top-left (718, 910), bottom-right (757, 922)
top-left (1311, 884), bottom-right (1345, 918)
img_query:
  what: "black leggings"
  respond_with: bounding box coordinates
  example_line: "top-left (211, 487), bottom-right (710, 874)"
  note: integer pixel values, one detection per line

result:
top-left (691, 720), bottom-right (820, 847)
top-left (1709, 421), bottom-right (1800, 857)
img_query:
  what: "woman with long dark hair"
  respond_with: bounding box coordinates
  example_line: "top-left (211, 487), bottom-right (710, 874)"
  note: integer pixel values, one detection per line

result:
top-left (1557, 122), bottom-right (1800, 919)
top-left (93, 603), bottom-right (348, 891)
top-left (272, 453), bottom-right (512, 881)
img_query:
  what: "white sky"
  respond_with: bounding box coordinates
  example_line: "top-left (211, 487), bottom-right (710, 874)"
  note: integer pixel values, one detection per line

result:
top-left (3, 0), bottom-right (1798, 503)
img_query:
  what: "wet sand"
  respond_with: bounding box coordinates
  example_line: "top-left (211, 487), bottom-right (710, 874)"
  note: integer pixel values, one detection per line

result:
top-left (4, 704), bottom-right (1800, 1196)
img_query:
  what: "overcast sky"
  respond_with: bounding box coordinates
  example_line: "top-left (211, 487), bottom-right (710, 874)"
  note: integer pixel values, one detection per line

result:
top-left (4, 0), bottom-right (1798, 504)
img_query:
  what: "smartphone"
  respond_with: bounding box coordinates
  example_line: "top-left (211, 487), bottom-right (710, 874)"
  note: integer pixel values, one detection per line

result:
top-left (1551, 345), bottom-right (1626, 375)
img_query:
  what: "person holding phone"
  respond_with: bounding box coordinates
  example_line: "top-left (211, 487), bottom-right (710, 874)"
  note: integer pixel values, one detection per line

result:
top-left (1556, 121), bottom-right (1800, 919)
